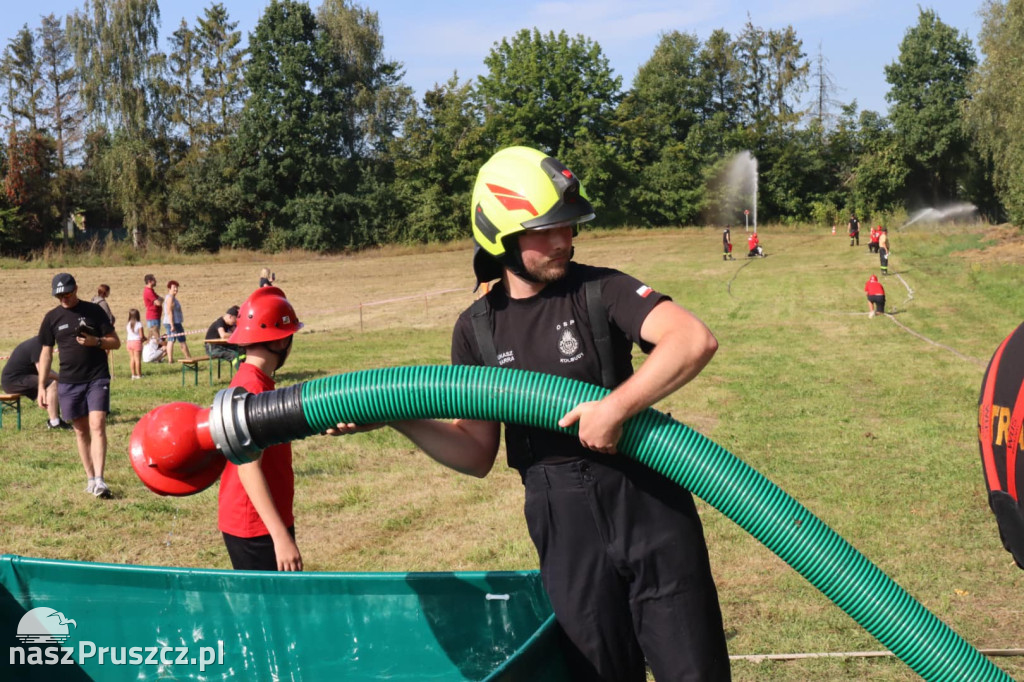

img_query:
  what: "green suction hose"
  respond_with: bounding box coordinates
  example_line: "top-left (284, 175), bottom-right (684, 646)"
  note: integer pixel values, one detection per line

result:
top-left (227, 364), bottom-right (1009, 680)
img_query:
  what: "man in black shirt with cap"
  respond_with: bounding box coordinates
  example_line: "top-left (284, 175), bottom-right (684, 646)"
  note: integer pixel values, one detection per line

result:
top-left (38, 273), bottom-right (121, 498)
top-left (205, 305), bottom-right (242, 364)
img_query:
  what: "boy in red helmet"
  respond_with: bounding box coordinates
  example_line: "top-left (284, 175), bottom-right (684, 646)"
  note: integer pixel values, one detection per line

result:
top-left (865, 274), bottom-right (886, 318)
top-left (218, 287), bottom-right (305, 571)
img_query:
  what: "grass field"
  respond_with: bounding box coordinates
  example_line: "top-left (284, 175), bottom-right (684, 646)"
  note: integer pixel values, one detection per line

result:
top-left (1, 224), bottom-right (1023, 680)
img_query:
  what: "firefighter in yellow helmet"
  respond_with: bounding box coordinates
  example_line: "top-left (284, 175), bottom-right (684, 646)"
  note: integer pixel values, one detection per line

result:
top-left (338, 146), bottom-right (730, 680)
top-left (470, 145), bottom-right (596, 285)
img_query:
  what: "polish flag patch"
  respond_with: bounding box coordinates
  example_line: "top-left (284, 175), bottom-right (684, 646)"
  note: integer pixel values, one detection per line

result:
top-left (636, 285), bottom-right (653, 298)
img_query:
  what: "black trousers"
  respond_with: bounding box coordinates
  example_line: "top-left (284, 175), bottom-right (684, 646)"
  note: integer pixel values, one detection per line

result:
top-left (523, 458), bottom-right (731, 682)
top-left (207, 343), bottom-right (241, 360)
top-left (222, 527), bottom-right (295, 570)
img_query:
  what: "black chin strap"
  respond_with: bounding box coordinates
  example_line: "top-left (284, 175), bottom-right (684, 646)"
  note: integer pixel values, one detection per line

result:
top-left (269, 336), bottom-right (293, 369)
top-left (498, 240), bottom-right (539, 283)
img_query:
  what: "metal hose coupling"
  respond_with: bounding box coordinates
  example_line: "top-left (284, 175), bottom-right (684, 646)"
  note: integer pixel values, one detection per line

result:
top-left (209, 383), bottom-right (312, 465)
top-left (209, 387), bottom-right (259, 465)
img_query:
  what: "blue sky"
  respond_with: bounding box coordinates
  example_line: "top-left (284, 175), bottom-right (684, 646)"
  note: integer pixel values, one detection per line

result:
top-left (4, 1), bottom-right (985, 115)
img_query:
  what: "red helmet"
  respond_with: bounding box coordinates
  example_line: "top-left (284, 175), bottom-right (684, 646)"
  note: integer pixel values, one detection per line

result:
top-left (229, 286), bottom-right (303, 345)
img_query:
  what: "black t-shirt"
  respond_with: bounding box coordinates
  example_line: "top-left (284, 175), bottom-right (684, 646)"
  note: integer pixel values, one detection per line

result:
top-left (206, 317), bottom-right (235, 341)
top-left (1, 337), bottom-right (42, 383)
top-left (37, 301), bottom-right (114, 384)
top-left (849, 218), bottom-right (860, 233)
top-left (451, 263), bottom-right (670, 469)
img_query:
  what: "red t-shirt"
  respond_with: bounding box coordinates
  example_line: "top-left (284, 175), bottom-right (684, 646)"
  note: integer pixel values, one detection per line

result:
top-left (217, 363), bottom-right (295, 537)
top-left (143, 286), bottom-right (161, 321)
top-left (748, 234), bottom-right (759, 249)
top-left (865, 279), bottom-right (885, 296)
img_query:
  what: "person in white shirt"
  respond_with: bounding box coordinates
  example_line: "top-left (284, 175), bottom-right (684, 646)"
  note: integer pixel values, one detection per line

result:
top-left (126, 308), bottom-right (144, 378)
top-left (142, 331), bottom-right (166, 364)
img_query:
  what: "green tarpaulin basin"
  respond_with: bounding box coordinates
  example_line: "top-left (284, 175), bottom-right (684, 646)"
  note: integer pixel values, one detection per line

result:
top-left (0, 554), bottom-right (568, 681)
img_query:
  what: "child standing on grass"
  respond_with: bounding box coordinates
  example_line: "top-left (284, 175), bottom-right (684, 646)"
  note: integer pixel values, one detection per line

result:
top-left (126, 309), bottom-right (143, 378)
top-left (218, 287), bottom-right (304, 571)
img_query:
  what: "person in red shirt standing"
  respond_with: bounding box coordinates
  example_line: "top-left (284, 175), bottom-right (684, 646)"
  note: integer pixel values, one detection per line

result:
top-left (142, 274), bottom-right (163, 335)
top-left (865, 274), bottom-right (886, 318)
top-left (218, 286), bottom-right (304, 571)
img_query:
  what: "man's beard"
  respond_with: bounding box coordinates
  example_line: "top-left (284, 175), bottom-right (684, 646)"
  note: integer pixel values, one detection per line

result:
top-left (522, 253), bottom-right (570, 283)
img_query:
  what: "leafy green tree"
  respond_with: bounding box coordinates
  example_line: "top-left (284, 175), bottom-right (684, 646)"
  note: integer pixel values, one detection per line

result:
top-left (68, 0), bottom-right (165, 245)
top-left (613, 31), bottom-right (709, 225)
top-left (233, 0), bottom-right (353, 251)
top-left (885, 8), bottom-right (976, 206)
top-left (162, 4), bottom-right (247, 250)
top-left (4, 26), bottom-right (43, 132)
top-left (38, 15), bottom-right (84, 168)
top-left (851, 110), bottom-right (908, 215)
top-left (68, 0), bottom-right (162, 137)
top-left (2, 129), bottom-right (57, 249)
top-left (168, 20), bottom-right (201, 147)
top-left (38, 14), bottom-right (85, 244)
top-left (967, 0), bottom-right (1023, 224)
top-left (754, 127), bottom-right (826, 221)
top-left (316, 0), bottom-right (413, 159)
top-left (698, 29), bottom-right (740, 125)
top-left (734, 19), bottom-right (808, 132)
top-left (765, 26), bottom-right (808, 126)
top-left (97, 131), bottom-right (164, 244)
top-left (393, 75), bottom-right (486, 243)
top-left (316, 0), bottom-right (415, 246)
top-left (195, 3), bottom-right (246, 144)
top-left (734, 19), bottom-right (768, 129)
top-left (476, 28), bottom-right (621, 163)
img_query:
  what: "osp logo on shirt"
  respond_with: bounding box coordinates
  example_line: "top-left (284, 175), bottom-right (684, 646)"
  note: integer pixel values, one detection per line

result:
top-left (557, 319), bottom-right (583, 364)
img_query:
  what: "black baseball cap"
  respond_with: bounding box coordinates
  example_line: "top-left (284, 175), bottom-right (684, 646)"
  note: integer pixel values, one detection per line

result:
top-left (52, 273), bottom-right (77, 296)
top-left (226, 306), bottom-right (240, 316)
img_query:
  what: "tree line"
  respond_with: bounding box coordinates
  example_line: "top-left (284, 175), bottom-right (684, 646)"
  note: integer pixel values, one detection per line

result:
top-left (0, 0), bottom-right (1017, 256)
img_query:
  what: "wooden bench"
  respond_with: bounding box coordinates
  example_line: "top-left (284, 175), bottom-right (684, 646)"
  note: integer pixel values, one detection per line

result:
top-left (212, 356), bottom-right (236, 381)
top-left (204, 340), bottom-right (238, 382)
top-left (0, 393), bottom-right (22, 430)
top-left (180, 356), bottom-right (211, 386)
